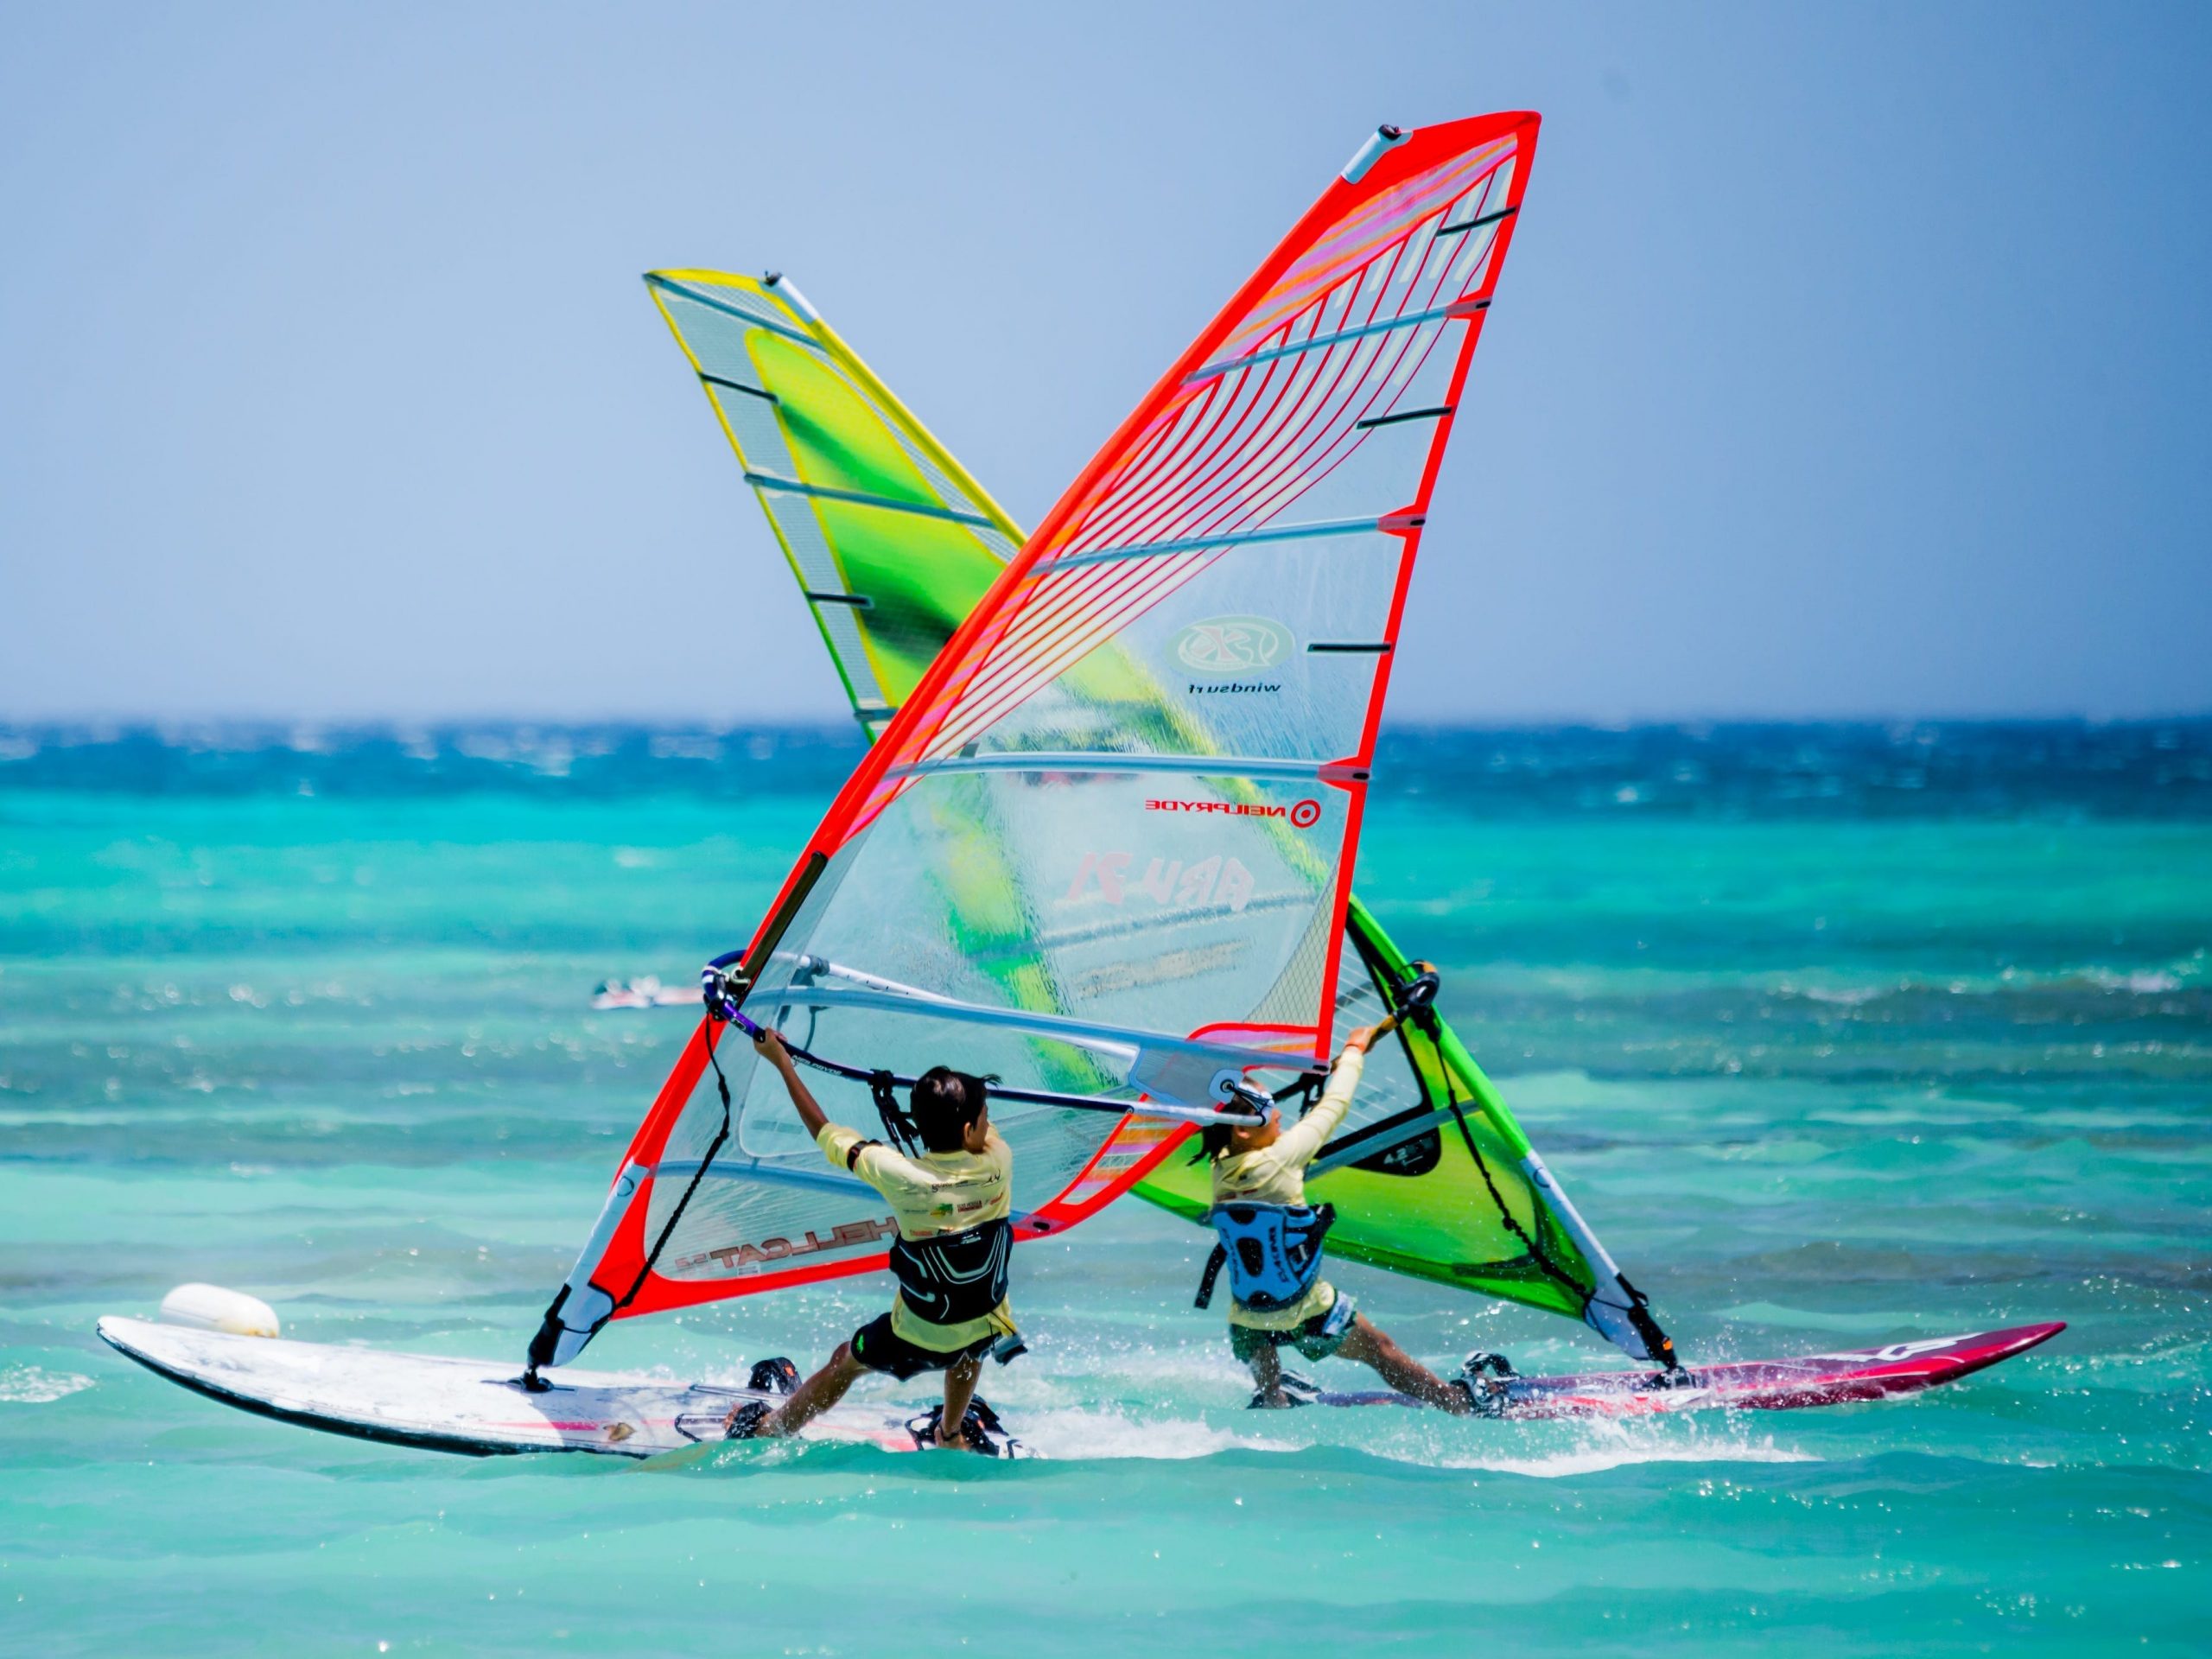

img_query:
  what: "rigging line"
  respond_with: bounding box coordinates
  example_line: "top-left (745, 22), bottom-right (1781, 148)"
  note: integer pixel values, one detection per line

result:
top-left (1440, 1078), bottom-right (1587, 1303)
top-left (609, 848), bottom-right (833, 1305)
top-left (616, 1024), bottom-right (734, 1313)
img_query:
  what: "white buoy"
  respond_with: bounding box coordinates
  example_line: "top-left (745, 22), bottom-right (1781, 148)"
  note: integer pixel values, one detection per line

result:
top-left (159, 1283), bottom-right (280, 1338)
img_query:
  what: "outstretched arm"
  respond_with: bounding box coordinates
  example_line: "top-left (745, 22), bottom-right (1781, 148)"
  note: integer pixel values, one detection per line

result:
top-left (1271, 1027), bottom-right (1377, 1169)
top-left (751, 1029), bottom-right (830, 1137)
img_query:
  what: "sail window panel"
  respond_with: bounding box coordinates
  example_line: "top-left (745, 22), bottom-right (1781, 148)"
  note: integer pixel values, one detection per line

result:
top-left (710, 389), bottom-right (796, 480)
top-left (652, 1163), bottom-right (890, 1286)
top-left (657, 1102), bottom-right (1122, 1289)
top-left (808, 592), bottom-right (877, 694)
top-left (653, 289), bottom-right (823, 380)
top-left (759, 766), bottom-right (1344, 1077)
top-left (651, 278), bottom-right (820, 350)
top-left (758, 491), bottom-right (858, 601)
top-left (963, 531), bottom-right (1405, 765)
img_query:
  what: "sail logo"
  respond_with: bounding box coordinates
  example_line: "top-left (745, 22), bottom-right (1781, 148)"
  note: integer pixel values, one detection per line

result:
top-left (1144, 797), bottom-right (1323, 830)
top-left (1065, 850), bottom-right (1255, 913)
top-left (1175, 615), bottom-right (1293, 674)
top-left (676, 1216), bottom-right (897, 1274)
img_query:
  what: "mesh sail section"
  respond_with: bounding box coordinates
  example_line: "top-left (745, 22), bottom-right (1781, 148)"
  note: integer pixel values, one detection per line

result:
top-left (1135, 910), bottom-right (1596, 1319)
top-left (855, 120), bottom-right (1536, 834)
top-left (647, 271), bottom-right (1019, 724)
top-left (534, 118), bottom-right (1548, 1358)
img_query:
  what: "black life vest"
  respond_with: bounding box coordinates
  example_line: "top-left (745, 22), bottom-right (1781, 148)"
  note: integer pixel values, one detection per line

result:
top-left (888, 1217), bottom-right (1011, 1327)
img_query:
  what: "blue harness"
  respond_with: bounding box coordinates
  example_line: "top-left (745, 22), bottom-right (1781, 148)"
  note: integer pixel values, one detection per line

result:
top-left (1194, 1202), bottom-right (1336, 1312)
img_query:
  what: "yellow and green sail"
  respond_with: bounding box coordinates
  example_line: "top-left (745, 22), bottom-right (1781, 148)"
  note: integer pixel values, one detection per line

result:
top-left (646, 269), bottom-right (1671, 1360)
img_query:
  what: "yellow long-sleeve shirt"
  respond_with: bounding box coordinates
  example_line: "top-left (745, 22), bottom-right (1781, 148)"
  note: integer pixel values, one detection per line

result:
top-left (814, 1122), bottom-right (1016, 1351)
top-left (1208, 1047), bottom-right (1364, 1329)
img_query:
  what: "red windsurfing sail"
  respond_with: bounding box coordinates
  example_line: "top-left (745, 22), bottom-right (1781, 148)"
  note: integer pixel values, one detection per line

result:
top-left (531, 114), bottom-right (1540, 1369)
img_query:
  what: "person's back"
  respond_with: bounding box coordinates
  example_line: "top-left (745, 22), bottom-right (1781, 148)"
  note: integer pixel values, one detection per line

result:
top-left (818, 1103), bottom-right (1016, 1365)
top-left (726, 1032), bottom-right (1016, 1449)
top-left (1200, 1029), bottom-right (1485, 1414)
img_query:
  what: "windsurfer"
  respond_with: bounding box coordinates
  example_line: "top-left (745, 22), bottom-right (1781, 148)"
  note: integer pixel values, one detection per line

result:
top-left (1200, 1028), bottom-right (1483, 1414)
top-left (724, 1029), bottom-right (1017, 1450)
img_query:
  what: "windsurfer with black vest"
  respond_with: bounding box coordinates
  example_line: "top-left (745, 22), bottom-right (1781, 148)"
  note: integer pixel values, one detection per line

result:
top-left (1199, 1027), bottom-right (1485, 1414)
top-left (723, 1028), bottom-right (1016, 1451)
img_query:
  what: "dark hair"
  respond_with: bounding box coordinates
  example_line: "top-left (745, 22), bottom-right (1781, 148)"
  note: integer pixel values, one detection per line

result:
top-left (910, 1067), bottom-right (994, 1154)
top-left (1192, 1081), bottom-right (1274, 1163)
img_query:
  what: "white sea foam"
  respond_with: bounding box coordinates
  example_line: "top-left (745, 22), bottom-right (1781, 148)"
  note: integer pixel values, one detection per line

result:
top-left (0, 1366), bottom-right (95, 1404)
top-left (1436, 1434), bottom-right (1817, 1478)
top-left (1015, 1408), bottom-right (1297, 1461)
top-left (2084, 969), bottom-right (2185, 994)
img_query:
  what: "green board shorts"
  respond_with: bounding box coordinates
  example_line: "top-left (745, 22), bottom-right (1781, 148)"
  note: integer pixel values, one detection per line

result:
top-left (849, 1312), bottom-right (995, 1382)
top-left (1229, 1294), bottom-right (1358, 1363)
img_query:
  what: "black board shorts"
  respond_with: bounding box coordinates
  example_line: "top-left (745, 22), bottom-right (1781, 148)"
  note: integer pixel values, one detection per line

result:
top-left (850, 1312), bottom-right (995, 1381)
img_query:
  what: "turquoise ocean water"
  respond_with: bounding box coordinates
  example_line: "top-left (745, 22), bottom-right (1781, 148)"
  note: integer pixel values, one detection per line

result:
top-left (2, 722), bottom-right (2205, 1655)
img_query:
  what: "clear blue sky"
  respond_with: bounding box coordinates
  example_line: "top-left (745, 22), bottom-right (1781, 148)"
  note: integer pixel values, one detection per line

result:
top-left (3, 3), bottom-right (2207, 722)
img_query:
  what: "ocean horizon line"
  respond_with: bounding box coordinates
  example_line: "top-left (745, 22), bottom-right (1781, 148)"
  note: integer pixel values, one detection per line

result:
top-left (3, 718), bottom-right (2208, 817)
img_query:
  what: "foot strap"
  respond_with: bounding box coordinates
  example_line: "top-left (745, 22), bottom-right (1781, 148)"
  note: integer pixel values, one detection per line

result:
top-left (723, 1400), bottom-right (773, 1440)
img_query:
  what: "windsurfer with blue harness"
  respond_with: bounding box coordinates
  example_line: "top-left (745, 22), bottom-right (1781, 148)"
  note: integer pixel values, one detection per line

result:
top-left (723, 1028), bottom-right (1017, 1452)
top-left (1198, 1015), bottom-right (1495, 1414)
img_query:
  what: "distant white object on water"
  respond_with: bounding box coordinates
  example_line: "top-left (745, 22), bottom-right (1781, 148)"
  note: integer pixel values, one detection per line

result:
top-left (590, 976), bottom-right (692, 1011)
top-left (159, 1283), bottom-right (279, 1338)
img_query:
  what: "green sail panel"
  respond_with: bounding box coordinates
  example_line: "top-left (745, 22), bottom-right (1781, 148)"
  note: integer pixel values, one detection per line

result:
top-left (645, 271), bottom-right (1014, 729)
top-left (1133, 899), bottom-right (1593, 1319)
top-left (647, 264), bottom-right (1668, 1361)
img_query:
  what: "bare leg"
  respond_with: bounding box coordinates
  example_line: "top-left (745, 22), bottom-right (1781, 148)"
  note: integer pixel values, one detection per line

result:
top-left (1246, 1335), bottom-right (1291, 1408)
top-left (1337, 1315), bottom-right (1470, 1414)
top-left (934, 1351), bottom-right (984, 1448)
top-left (730, 1340), bottom-right (868, 1439)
